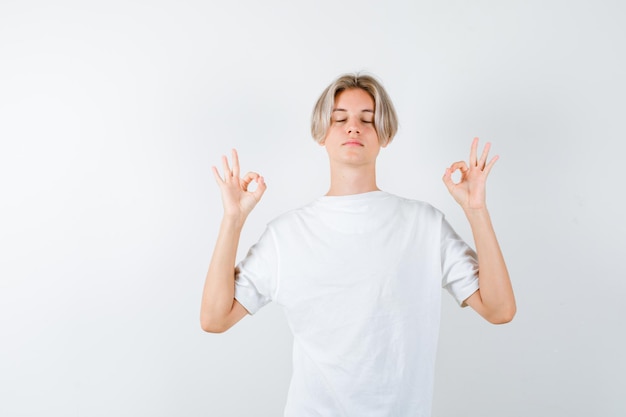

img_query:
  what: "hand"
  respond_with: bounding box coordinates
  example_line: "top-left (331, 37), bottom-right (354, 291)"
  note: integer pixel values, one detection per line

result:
top-left (212, 149), bottom-right (267, 221)
top-left (442, 137), bottom-right (498, 211)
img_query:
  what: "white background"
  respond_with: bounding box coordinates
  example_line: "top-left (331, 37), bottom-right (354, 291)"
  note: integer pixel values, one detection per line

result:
top-left (1, 0), bottom-right (624, 416)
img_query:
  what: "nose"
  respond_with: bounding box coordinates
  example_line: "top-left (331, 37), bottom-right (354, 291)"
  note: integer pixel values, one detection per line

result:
top-left (346, 120), bottom-right (360, 135)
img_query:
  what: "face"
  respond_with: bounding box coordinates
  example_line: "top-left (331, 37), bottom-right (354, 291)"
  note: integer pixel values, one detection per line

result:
top-left (322, 88), bottom-right (385, 167)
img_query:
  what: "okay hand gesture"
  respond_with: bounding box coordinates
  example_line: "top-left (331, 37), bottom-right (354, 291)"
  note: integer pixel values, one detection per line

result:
top-left (212, 149), bottom-right (267, 222)
top-left (442, 138), bottom-right (498, 211)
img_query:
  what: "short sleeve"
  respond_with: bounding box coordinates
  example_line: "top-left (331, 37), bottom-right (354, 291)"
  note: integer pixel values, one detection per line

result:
top-left (234, 226), bottom-right (279, 315)
top-left (440, 217), bottom-right (479, 306)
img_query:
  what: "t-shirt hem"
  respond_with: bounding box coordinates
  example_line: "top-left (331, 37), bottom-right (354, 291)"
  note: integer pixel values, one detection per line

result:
top-left (234, 293), bottom-right (260, 315)
top-left (456, 281), bottom-right (480, 307)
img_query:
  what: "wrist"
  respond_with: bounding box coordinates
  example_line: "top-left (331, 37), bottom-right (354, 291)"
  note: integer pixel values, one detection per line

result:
top-left (462, 206), bottom-right (490, 220)
top-left (221, 213), bottom-right (247, 230)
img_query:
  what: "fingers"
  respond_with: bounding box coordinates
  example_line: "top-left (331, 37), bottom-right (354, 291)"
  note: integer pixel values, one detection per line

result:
top-left (442, 161), bottom-right (468, 189)
top-left (469, 138), bottom-right (496, 171)
top-left (478, 141), bottom-right (491, 169)
top-left (444, 151), bottom-right (498, 183)
top-left (442, 167), bottom-right (455, 192)
top-left (217, 149), bottom-right (240, 181)
top-left (240, 171), bottom-right (260, 190)
top-left (483, 155), bottom-right (499, 176)
top-left (221, 155), bottom-right (232, 179)
top-left (469, 137), bottom-right (479, 166)
top-left (474, 139), bottom-right (498, 175)
top-left (231, 149), bottom-right (240, 179)
top-left (450, 161), bottom-right (468, 172)
top-left (252, 175), bottom-right (267, 201)
top-left (211, 165), bottom-right (223, 184)
top-left (240, 171), bottom-right (267, 200)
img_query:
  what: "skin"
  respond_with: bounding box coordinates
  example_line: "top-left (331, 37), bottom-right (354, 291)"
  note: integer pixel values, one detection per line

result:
top-left (200, 88), bottom-right (515, 333)
top-left (321, 88), bottom-right (386, 195)
top-left (200, 150), bottom-right (264, 332)
top-left (442, 138), bottom-right (516, 323)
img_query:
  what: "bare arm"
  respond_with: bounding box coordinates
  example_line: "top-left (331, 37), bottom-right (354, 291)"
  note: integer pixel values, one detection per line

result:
top-left (200, 149), bottom-right (266, 333)
top-left (443, 138), bottom-right (516, 324)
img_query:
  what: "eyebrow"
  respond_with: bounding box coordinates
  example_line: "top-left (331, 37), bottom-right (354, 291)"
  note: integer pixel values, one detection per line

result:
top-left (332, 108), bottom-right (374, 113)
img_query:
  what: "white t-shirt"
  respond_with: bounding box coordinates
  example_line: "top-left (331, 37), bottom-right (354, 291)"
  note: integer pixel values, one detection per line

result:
top-left (235, 191), bottom-right (479, 417)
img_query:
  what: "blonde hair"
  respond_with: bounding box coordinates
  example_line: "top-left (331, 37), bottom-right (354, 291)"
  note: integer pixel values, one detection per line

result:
top-left (311, 73), bottom-right (398, 146)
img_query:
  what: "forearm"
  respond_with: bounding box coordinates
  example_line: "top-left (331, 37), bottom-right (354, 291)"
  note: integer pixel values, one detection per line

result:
top-left (465, 207), bottom-right (516, 323)
top-left (200, 216), bottom-right (245, 330)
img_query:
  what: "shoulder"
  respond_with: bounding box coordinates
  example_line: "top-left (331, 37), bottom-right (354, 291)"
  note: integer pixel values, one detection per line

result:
top-left (383, 192), bottom-right (444, 221)
top-left (265, 200), bottom-right (318, 230)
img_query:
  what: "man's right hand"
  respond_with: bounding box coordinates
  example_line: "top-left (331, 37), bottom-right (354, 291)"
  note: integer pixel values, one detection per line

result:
top-left (212, 149), bottom-right (267, 222)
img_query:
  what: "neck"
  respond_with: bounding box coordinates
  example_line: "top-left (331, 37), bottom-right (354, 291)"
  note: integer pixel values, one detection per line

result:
top-left (326, 163), bottom-right (379, 196)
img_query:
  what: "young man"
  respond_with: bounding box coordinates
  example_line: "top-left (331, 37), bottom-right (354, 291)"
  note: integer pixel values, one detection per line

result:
top-left (201, 74), bottom-right (516, 417)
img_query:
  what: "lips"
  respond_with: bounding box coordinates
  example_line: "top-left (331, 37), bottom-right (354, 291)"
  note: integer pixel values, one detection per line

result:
top-left (342, 140), bottom-right (364, 146)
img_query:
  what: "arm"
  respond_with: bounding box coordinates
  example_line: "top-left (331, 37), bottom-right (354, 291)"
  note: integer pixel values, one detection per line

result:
top-left (200, 149), bottom-right (267, 333)
top-left (442, 138), bottom-right (516, 324)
